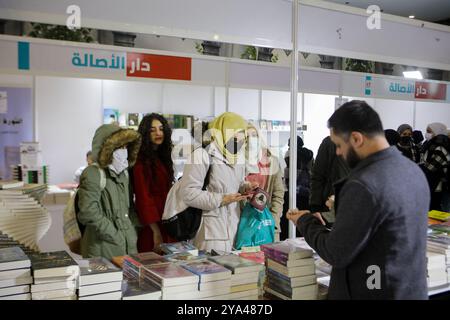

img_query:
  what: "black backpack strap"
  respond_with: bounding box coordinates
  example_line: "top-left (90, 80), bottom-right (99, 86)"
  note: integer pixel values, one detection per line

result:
top-left (202, 152), bottom-right (213, 191)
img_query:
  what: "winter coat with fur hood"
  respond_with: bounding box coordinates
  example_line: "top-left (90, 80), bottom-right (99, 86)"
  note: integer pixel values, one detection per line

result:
top-left (77, 124), bottom-right (141, 260)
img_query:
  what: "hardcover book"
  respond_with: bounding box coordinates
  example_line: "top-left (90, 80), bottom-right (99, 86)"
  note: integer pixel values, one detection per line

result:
top-left (141, 263), bottom-right (199, 287)
top-left (122, 279), bottom-right (161, 300)
top-left (208, 255), bottom-right (263, 274)
top-left (28, 251), bottom-right (79, 278)
top-left (0, 247), bottom-right (31, 271)
top-left (78, 257), bottom-right (123, 286)
top-left (180, 259), bottom-right (232, 283)
top-left (160, 241), bottom-right (199, 256)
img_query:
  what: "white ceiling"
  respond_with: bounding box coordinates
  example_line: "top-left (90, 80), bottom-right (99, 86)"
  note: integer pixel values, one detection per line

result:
top-left (324, 0), bottom-right (450, 22)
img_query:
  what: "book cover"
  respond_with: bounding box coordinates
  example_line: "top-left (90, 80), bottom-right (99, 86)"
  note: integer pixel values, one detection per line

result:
top-left (0, 246), bottom-right (30, 271)
top-left (164, 252), bottom-right (202, 263)
top-left (238, 251), bottom-right (265, 265)
top-left (180, 259), bottom-right (231, 282)
top-left (142, 263), bottom-right (198, 287)
top-left (428, 210), bottom-right (450, 222)
top-left (28, 251), bottom-right (79, 277)
top-left (127, 113), bottom-right (140, 128)
top-left (103, 108), bottom-right (119, 125)
top-left (261, 242), bottom-right (313, 261)
top-left (208, 255), bottom-right (263, 274)
top-left (122, 279), bottom-right (161, 300)
top-left (124, 252), bottom-right (168, 270)
top-left (78, 257), bottom-right (123, 286)
top-left (0, 180), bottom-right (25, 190)
top-left (160, 241), bottom-right (199, 256)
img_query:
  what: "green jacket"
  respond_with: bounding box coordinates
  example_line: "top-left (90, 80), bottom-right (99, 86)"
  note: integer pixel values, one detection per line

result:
top-left (77, 124), bottom-right (141, 260)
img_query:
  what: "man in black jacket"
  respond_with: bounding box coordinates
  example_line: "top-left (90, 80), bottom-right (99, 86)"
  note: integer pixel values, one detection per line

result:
top-left (309, 136), bottom-right (350, 214)
top-left (287, 100), bottom-right (430, 300)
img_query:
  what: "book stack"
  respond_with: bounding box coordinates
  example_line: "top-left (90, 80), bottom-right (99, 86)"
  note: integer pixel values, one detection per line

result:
top-left (261, 242), bottom-right (318, 300)
top-left (0, 180), bottom-right (25, 190)
top-left (29, 251), bottom-right (80, 300)
top-left (160, 241), bottom-right (199, 256)
top-left (141, 262), bottom-right (199, 300)
top-left (427, 233), bottom-right (450, 284)
top-left (121, 278), bottom-right (162, 300)
top-left (0, 247), bottom-right (32, 300)
top-left (238, 251), bottom-right (266, 297)
top-left (179, 259), bottom-right (232, 300)
top-left (426, 251), bottom-right (448, 288)
top-left (208, 254), bottom-right (264, 300)
top-left (123, 252), bottom-right (198, 300)
top-left (77, 257), bottom-right (123, 300)
top-left (0, 185), bottom-right (51, 251)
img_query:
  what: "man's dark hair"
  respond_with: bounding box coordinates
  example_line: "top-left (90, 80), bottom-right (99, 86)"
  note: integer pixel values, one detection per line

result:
top-left (328, 100), bottom-right (384, 140)
top-left (86, 150), bottom-right (92, 158)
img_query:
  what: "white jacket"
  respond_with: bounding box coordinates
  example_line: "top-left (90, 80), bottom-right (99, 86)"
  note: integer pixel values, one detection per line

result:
top-left (179, 142), bottom-right (246, 253)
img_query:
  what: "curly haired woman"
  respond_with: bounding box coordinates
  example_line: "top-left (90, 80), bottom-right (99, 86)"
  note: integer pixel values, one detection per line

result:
top-left (133, 113), bottom-right (175, 253)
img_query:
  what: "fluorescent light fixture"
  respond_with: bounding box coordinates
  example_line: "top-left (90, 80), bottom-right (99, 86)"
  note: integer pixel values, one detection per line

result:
top-left (403, 70), bottom-right (423, 79)
top-left (409, 15), bottom-right (415, 19)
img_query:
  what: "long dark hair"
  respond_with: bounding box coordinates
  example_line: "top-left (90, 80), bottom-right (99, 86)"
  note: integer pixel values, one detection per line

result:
top-left (137, 113), bottom-right (174, 182)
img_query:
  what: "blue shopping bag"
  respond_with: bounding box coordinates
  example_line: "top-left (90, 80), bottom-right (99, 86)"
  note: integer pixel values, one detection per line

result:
top-left (235, 202), bottom-right (275, 250)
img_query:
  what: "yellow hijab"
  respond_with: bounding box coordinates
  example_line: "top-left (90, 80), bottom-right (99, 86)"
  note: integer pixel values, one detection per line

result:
top-left (209, 112), bottom-right (247, 164)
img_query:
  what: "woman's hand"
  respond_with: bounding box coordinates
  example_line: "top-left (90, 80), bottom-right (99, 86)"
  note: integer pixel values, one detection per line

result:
top-left (221, 193), bottom-right (250, 206)
top-left (150, 223), bottom-right (163, 253)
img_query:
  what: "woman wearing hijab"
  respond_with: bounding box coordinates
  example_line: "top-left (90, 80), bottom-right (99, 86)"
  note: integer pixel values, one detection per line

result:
top-left (179, 112), bottom-right (254, 252)
top-left (396, 124), bottom-right (420, 163)
top-left (245, 122), bottom-right (284, 241)
top-left (420, 122), bottom-right (450, 210)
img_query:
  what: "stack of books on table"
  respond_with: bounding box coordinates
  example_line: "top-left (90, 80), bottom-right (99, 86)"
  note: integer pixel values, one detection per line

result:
top-left (208, 254), bottom-right (263, 300)
top-left (0, 247), bottom-right (32, 300)
top-left (238, 250), bottom-right (266, 297)
top-left (261, 242), bottom-right (318, 300)
top-left (179, 259), bottom-right (232, 300)
top-left (29, 251), bottom-right (79, 300)
top-left (123, 252), bottom-right (198, 300)
top-left (426, 251), bottom-right (448, 289)
top-left (427, 232), bottom-right (450, 284)
top-left (159, 241), bottom-right (199, 256)
top-left (77, 257), bottom-right (123, 300)
top-left (121, 277), bottom-right (162, 300)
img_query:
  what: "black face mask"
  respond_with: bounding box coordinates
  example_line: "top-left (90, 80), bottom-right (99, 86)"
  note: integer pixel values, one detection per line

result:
top-left (225, 137), bottom-right (244, 155)
top-left (400, 136), bottom-right (412, 146)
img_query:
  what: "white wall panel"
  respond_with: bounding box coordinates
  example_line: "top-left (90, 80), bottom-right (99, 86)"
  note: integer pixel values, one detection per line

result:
top-left (228, 88), bottom-right (259, 120)
top-left (103, 80), bottom-right (163, 114)
top-left (415, 102), bottom-right (450, 134)
top-left (162, 83), bottom-right (214, 119)
top-left (303, 93), bottom-right (336, 157)
top-left (36, 76), bottom-right (101, 184)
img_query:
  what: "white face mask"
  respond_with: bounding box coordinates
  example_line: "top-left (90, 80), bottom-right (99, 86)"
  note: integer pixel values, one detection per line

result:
top-left (109, 148), bottom-right (128, 174)
top-left (425, 132), bottom-right (433, 141)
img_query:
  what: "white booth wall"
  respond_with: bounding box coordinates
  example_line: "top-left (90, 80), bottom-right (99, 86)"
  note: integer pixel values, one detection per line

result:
top-left (28, 76), bottom-right (450, 184)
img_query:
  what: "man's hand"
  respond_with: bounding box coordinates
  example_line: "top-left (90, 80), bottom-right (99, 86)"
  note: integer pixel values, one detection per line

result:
top-left (286, 209), bottom-right (311, 225)
top-left (286, 209), bottom-right (327, 226)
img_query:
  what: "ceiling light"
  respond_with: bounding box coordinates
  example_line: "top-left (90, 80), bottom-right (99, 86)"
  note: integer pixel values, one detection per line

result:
top-left (213, 34), bottom-right (219, 41)
top-left (409, 15), bottom-right (415, 19)
top-left (403, 70), bottom-right (423, 79)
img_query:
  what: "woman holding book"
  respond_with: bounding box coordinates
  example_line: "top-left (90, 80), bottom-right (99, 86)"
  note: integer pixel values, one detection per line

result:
top-left (179, 112), bottom-right (256, 253)
top-left (245, 123), bottom-right (285, 242)
top-left (133, 113), bottom-right (175, 253)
